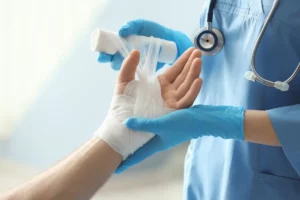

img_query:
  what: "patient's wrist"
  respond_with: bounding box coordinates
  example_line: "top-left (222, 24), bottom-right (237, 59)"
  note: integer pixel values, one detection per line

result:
top-left (93, 137), bottom-right (123, 161)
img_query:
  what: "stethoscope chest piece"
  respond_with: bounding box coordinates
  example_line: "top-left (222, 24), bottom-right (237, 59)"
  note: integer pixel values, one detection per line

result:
top-left (194, 26), bottom-right (224, 56)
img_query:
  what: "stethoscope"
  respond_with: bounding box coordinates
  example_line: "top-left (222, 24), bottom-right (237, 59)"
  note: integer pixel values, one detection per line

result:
top-left (194, 0), bottom-right (300, 91)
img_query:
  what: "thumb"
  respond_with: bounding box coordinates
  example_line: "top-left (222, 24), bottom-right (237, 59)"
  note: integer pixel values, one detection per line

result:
top-left (125, 117), bottom-right (161, 134)
top-left (118, 50), bottom-right (140, 83)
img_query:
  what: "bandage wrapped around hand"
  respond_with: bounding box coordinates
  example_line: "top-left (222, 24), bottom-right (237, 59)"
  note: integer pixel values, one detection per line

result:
top-left (95, 79), bottom-right (173, 160)
top-left (92, 32), bottom-right (202, 160)
top-left (94, 37), bottom-right (173, 160)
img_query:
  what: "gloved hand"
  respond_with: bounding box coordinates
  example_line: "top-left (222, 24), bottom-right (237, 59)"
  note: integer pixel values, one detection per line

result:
top-left (98, 19), bottom-right (193, 70)
top-left (116, 105), bottom-right (245, 173)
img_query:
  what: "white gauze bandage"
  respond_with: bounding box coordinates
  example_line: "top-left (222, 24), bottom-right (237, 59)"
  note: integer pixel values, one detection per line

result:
top-left (93, 30), bottom-right (175, 159)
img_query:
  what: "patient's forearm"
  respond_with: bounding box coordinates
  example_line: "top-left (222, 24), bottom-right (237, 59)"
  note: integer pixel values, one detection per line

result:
top-left (2, 137), bottom-right (122, 200)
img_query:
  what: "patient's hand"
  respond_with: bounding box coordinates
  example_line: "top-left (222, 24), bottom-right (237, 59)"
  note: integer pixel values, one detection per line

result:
top-left (96, 47), bottom-right (202, 160)
top-left (116, 47), bottom-right (202, 109)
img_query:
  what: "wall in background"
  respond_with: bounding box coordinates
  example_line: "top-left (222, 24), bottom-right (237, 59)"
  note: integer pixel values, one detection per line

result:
top-left (0, 0), bottom-right (108, 140)
top-left (0, 140), bottom-right (8, 158)
top-left (4, 0), bottom-right (205, 169)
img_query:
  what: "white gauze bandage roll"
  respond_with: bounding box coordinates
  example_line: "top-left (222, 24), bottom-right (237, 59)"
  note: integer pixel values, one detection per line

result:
top-left (93, 31), bottom-right (174, 160)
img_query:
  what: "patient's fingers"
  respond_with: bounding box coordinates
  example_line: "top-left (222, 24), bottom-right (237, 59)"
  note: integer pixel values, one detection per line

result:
top-left (163, 48), bottom-right (194, 83)
top-left (176, 78), bottom-right (202, 109)
top-left (176, 58), bottom-right (202, 100)
top-left (118, 50), bottom-right (140, 84)
top-left (173, 49), bottom-right (202, 89)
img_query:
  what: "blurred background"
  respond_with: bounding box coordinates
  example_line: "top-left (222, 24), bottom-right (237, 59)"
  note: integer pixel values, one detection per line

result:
top-left (0, 0), bottom-right (204, 199)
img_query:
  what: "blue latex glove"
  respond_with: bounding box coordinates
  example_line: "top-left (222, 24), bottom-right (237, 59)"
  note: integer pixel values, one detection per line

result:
top-left (98, 19), bottom-right (193, 70)
top-left (116, 105), bottom-right (245, 173)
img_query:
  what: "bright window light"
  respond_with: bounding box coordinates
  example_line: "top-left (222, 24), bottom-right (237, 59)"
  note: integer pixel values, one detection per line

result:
top-left (0, 0), bottom-right (109, 139)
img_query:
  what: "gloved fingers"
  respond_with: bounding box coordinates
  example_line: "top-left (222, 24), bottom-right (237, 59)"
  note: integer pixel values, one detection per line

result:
top-left (176, 58), bottom-right (202, 99)
top-left (119, 19), bottom-right (170, 39)
top-left (162, 48), bottom-right (194, 83)
top-left (118, 50), bottom-right (140, 84)
top-left (174, 49), bottom-right (202, 89)
top-left (115, 136), bottom-right (162, 174)
top-left (98, 53), bottom-right (113, 63)
top-left (125, 117), bottom-right (161, 135)
top-left (98, 52), bottom-right (124, 71)
top-left (111, 53), bottom-right (125, 71)
top-left (119, 19), bottom-right (147, 37)
top-left (176, 78), bottom-right (202, 108)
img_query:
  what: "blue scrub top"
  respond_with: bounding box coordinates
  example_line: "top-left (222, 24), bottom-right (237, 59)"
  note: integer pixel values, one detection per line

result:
top-left (183, 0), bottom-right (300, 199)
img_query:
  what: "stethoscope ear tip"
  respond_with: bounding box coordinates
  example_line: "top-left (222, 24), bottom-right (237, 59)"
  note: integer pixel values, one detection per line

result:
top-left (244, 71), bottom-right (256, 82)
top-left (244, 71), bottom-right (290, 91)
top-left (274, 81), bottom-right (289, 91)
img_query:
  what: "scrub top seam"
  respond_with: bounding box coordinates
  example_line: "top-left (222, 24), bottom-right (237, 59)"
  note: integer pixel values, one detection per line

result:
top-left (272, 19), bottom-right (300, 33)
top-left (213, 1), bottom-right (267, 19)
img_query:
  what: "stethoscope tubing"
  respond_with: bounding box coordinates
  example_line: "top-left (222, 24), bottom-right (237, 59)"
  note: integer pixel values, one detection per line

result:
top-left (195, 0), bottom-right (300, 91)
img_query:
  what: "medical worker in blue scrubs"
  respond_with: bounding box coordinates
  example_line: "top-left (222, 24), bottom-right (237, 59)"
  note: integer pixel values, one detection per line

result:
top-left (98, 0), bottom-right (300, 199)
